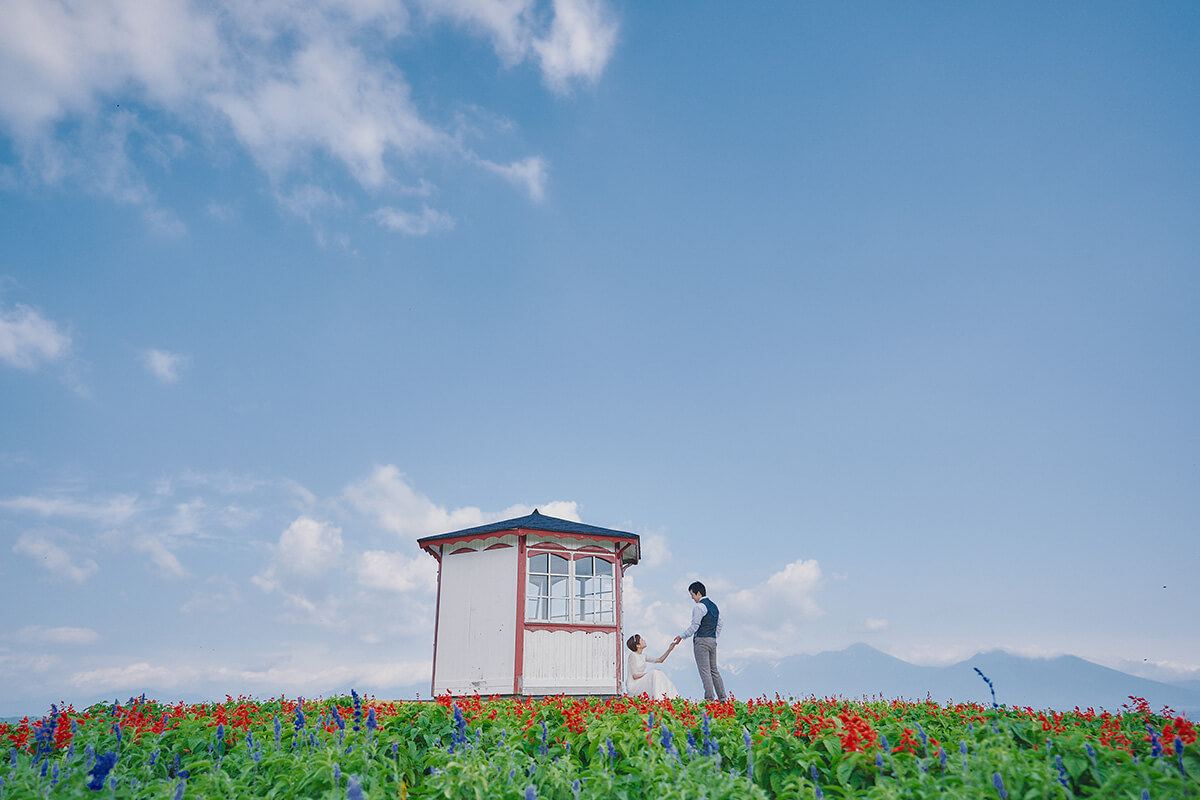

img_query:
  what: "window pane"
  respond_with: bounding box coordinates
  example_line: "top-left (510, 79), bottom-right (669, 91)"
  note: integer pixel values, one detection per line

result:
top-left (529, 553), bottom-right (547, 573)
top-left (593, 559), bottom-right (612, 577)
top-left (548, 554), bottom-right (570, 574)
top-left (549, 574), bottom-right (569, 597)
top-left (528, 575), bottom-right (548, 598)
top-left (576, 576), bottom-right (594, 599)
top-left (599, 607), bottom-right (614, 623)
top-left (599, 578), bottom-right (613, 595)
top-left (527, 597), bottom-right (547, 620)
top-left (575, 557), bottom-right (592, 576)
top-left (549, 598), bottom-right (569, 621)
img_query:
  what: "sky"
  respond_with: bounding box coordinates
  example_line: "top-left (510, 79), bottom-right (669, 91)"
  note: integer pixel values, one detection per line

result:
top-left (1, 0), bottom-right (1198, 716)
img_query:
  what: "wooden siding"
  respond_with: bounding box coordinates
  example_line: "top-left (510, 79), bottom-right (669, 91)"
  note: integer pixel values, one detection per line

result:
top-left (432, 546), bottom-right (517, 695)
top-left (522, 628), bottom-right (618, 694)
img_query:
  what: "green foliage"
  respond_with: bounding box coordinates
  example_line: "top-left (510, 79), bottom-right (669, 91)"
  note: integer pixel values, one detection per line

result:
top-left (1, 694), bottom-right (1196, 799)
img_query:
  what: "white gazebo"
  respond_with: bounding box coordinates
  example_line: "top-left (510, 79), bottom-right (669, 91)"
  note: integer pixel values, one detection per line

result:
top-left (417, 510), bottom-right (640, 696)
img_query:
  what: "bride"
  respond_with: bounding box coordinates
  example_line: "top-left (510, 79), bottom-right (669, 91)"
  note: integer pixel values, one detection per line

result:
top-left (625, 634), bottom-right (680, 699)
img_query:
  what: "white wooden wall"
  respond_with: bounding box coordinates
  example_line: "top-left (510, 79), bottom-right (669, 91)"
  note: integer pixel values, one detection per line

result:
top-left (522, 629), bottom-right (618, 695)
top-left (433, 546), bottom-right (517, 695)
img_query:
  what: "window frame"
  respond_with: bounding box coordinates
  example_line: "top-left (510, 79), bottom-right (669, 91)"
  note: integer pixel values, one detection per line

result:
top-left (524, 549), bottom-right (616, 626)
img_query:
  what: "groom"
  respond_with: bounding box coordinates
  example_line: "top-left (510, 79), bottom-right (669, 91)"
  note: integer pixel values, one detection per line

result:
top-left (673, 580), bottom-right (727, 701)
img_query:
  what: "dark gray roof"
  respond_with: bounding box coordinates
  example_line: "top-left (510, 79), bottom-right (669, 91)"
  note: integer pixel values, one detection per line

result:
top-left (417, 509), bottom-right (639, 546)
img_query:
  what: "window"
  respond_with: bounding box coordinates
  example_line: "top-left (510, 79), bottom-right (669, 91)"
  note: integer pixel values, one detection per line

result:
top-left (526, 553), bottom-right (614, 624)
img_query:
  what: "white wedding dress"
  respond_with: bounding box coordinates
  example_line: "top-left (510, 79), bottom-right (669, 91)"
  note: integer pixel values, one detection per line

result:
top-left (626, 651), bottom-right (679, 699)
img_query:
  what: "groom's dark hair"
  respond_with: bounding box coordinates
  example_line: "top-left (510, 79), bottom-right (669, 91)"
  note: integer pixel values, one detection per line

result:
top-left (688, 581), bottom-right (706, 596)
top-left (626, 634), bottom-right (641, 652)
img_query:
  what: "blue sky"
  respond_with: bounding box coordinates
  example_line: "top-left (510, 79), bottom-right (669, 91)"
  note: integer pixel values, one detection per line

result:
top-left (1, 1), bottom-right (1198, 715)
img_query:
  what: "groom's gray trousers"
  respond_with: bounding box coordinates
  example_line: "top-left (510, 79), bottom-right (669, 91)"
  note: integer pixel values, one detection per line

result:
top-left (693, 636), bottom-right (727, 701)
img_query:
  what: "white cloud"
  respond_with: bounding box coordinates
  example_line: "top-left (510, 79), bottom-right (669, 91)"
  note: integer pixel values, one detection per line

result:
top-left (12, 531), bottom-right (98, 583)
top-left (356, 550), bottom-right (437, 593)
top-left (205, 201), bottom-right (234, 220)
top-left (252, 516), bottom-right (344, 621)
top-left (344, 465), bottom-right (580, 542)
top-left (0, 493), bottom-right (138, 525)
top-left (131, 534), bottom-right (188, 579)
top-left (619, 573), bottom-right (680, 653)
top-left (276, 516), bottom-right (343, 576)
top-left (0, 652), bottom-right (61, 675)
top-left (637, 531), bottom-right (671, 568)
top-left (0, 0), bottom-right (222, 136)
top-left (0, 301), bottom-right (71, 369)
top-left (142, 348), bottom-right (188, 383)
top-left (418, 0), bottom-right (617, 93)
top-left (729, 558), bottom-right (823, 619)
top-left (864, 617), bottom-right (889, 631)
top-left (0, 0), bottom-right (611, 231)
top-left (531, 0), bottom-right (619, 94)
top-left (17, 626), bottom-right (100, 645)
top-left (476, 155), bottom-right (547, 202)
top-left (209, 37), bottom-right (443, 188)
top-left (67, 656), bottom-right (431, 693)
top-left (275, 183), bottom-right (344, 222)
top-left (372, 205), bottom-right (456, 236)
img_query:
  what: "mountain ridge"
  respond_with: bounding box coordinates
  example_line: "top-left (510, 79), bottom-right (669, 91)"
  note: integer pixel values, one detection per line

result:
top-left (720, 643), bottom-right (1200, 715)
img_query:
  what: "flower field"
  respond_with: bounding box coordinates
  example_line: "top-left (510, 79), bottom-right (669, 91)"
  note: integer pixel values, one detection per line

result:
top-left (2, 691), bottom-right (1196, 799)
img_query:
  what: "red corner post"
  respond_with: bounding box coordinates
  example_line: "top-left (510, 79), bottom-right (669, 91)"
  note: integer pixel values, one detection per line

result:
top-left (513, 533), bottom-right (527, 695)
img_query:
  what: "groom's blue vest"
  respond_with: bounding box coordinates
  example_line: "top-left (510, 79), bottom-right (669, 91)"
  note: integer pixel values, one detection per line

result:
top-left (696, 598), bottom-right (719, 638)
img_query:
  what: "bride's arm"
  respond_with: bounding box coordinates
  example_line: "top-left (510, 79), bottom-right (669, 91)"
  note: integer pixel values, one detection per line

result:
top-left (650, 640), bottom-right (678, 664)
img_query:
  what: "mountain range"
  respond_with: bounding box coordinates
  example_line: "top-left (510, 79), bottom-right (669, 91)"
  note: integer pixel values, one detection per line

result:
top-left (720, 643), bottom-right (1200, 716)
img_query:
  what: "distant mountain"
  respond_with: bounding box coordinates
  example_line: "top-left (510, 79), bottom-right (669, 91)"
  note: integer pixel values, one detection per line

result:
top-left (724, 644), bottom-right (1200, 716)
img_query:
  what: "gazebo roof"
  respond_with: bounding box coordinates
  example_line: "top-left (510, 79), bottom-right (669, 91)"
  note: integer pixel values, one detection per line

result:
top-left (417, 509), bottom-right (640, 562)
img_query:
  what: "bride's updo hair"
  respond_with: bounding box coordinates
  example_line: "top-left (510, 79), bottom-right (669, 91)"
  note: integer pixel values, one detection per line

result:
top-left (626, 634), bottom-right (641, 652)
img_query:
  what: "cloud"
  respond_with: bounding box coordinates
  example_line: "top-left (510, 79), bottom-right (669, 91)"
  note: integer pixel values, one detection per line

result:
top-left (372, 205), bottom-right (455, 236)
top-left (252, 516), bottom-right (344, 621)
top-left (684, 558), bottom-right (825, 653)
top-left (0, 301), bottom-right (71, 369)
top-left (276, 516), bottom-right (344, 576)
top-left (67, 656), bottom-right (431, 693)
top-left (131, 534), bottom-right (188, 579)
top-left (343, 464), bottom-right (579, 541)
top-left (637, 531), bottom-right (671, 568)
top-left (211, 38), bottom-right (444, 188)
top-left (0, 493), bottom-right (138, 525)
top-left (142, 348), bottom-right (188, 383)
top-left (0, 0), bottom-right (222, 136)
top-left (476, 155), bottom-right (547, 202)
top-left (0, 0), bottom-right (613, 231)
top-left (16, 626), bottom-right (100, 645)
top-left (864, 617), bottom-right (889, 631)
top-left (356, 550), bottom-right (437, 593)
top-left (728, 558), bottom-right (823, 618)
top-left (531, 0), bottom-right (619, 94)
top-left (12, 531), bottom-right (99, 583)
top-left (418, 0), bottom-right (618, 93)
top-left (205, 201), bottom-right (234, 220)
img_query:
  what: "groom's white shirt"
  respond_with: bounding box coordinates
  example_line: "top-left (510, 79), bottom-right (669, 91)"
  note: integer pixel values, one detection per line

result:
top-left (680, 602), bottom-right (723, 640)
